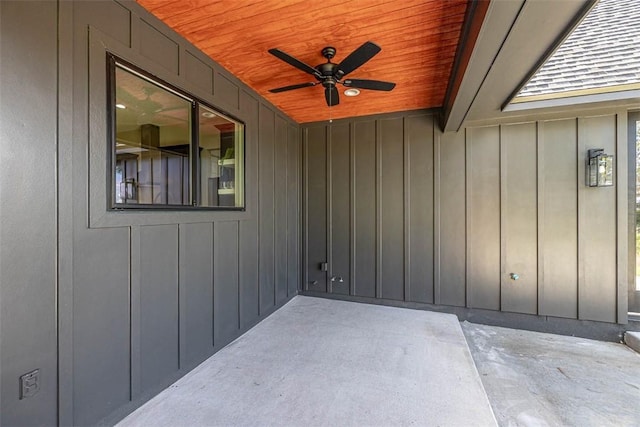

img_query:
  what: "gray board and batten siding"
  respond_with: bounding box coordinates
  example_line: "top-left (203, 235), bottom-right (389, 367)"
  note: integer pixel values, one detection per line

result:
top-left (0, 1), bottom-right (301, 426)
top-left (302, 108), bottom-right (628, 326)
top-left (0, 1), bottom-right (633, 426)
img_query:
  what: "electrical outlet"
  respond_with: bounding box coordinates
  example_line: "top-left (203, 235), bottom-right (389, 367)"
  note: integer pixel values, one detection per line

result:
top-left (20, 369), bottom-right (40, 399)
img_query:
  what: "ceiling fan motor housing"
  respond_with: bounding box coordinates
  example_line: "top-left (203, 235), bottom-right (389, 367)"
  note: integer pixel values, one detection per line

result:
top-left (318, 62), bottom-right (338, 87)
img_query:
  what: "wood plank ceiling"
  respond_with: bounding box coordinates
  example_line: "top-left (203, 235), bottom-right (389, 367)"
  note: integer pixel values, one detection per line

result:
top-left (136, 0), bottom-right (468, 123)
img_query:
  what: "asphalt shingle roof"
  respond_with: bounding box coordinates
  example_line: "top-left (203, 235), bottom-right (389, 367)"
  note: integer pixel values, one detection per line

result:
top-left (517, 0), bottom-right (640, 98)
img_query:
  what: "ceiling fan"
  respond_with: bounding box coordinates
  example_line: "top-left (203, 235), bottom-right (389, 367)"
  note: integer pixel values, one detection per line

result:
top-left (268, 41), bottom-right (396, 106)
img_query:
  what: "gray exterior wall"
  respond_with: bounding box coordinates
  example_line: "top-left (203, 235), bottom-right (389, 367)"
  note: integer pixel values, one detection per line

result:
top-left (302, 108), bottom-right (628, 324)
top-left (1, 1), bottom-right (300, 425)
top-left (0, 2), bottom-right (59, 426)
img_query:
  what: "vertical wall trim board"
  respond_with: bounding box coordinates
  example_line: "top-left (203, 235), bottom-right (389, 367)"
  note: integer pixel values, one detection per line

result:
top-left (177, 42), bottom-right (186, 79)
top-left (376, 119), bottom-right (382, 299)
top-left (285, 126), bottom-right (290, 298)
top-left (211, 222), bottom-right (219, 348)
top-left (130, 226), bottom-right (141, 400)
top-left (293, 127), bottom-right (298, 294)
top-left (499, 126), bottom-right (503, 312)
top-left (627, 112), bottom-right (639, 318)
top-left (430, 118), bottom-right (436, 304)
top-left (537, 121), bottom-right (545, 316)
top-left (177, 225), bottom-right (182, 370)
top-left (295, 127), bottom-right (301, 294)
top-left (327, 124), bottom-right (333, 294)
top-left (348, 124), bottom-right (353, 297)
top-left (257, 108), bottom-right (262, 313)
top-left (272, 116), bottom-right (277, 307)
top-left (500, 125), bottom-right (507, 312)
top-left (350, 122), bottom-right (357, 296)
top-left (465, 128), bottom-right (471, 308)
top-left (55, 2), bottom-right (61, 423)
top-left (575, 118), bottom-right (582, 319)
top-left (404, 117), bottom-right (411, 301)
top-left (211, 64), bottom-right (215, 97)
top-left (577, 118), bottom-right (584, 319)
top-left (433, 127), bottom-right (441, 305)
top-left (58, 1), bottom-right (75, 423)
top-left (238, 222), bottom-right (245, 324)
top-left (299, 127), bottom-right (303, 292)
top-left (616, 112), bottom-right (629, 323)
top-left (464, 128), bottom-right (468, 308)
top-left (303, 128), bottom-right (309, 291)
top-left (535, 122), bottom-right (540, 314)
top-left (237, 221), bottom-right (242, 329)
top-left (127, 226), bottom-right (133, 401)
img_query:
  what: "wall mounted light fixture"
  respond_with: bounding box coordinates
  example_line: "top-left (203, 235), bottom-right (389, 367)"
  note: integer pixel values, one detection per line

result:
top-left (586, 148), bottom-right (614, 187)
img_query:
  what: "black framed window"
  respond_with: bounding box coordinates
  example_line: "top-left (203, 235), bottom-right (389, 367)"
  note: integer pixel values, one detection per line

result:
top-left (108, 54), bottom-right (245, 209)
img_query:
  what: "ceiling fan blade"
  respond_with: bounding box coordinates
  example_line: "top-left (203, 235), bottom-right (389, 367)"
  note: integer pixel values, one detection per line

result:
top-left (325, 86), bottom-right (339, 106)
top-left (268, 48), bottom-right (320, 77)
top-left (269, 82), bottom-right (317, 93)
top-left (335, 41), bottom-right (381, 78)
top-left (343, 79), bottom-right (396, 91)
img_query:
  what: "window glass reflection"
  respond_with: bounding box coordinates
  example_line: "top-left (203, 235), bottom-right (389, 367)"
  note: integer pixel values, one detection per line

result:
top-left (198, 105), bottom-right (244, 208)
top-left (114, 65), bottom-right (191, 206)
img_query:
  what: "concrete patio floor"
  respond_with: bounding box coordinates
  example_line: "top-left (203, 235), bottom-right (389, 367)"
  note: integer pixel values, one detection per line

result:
top-left (117, 296), bottom-right (497, 426)
top-left (463, 322), bottom-right (640, 426)
top-left (116, 296), bottom-right (640, 426)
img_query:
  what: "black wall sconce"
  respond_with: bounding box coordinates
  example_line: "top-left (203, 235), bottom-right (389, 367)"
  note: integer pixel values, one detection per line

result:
top-left (586, 148), bottom-right (614, 187)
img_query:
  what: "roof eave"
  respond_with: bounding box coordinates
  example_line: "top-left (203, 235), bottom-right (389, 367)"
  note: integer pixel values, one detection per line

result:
top-left (442, 0), bottom-right (596, 132)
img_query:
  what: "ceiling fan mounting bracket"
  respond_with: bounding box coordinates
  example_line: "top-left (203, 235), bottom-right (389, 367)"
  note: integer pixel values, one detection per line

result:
top-left (321, 46), bottom-right (336, 61)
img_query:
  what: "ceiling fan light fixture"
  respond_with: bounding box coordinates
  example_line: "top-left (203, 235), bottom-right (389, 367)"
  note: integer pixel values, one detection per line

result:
top-left (344, 88), bottom-right (360, 97)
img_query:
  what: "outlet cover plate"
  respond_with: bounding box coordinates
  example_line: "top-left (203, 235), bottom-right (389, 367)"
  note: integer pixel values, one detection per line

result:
top-left (20, 369), bottom-right (40, 399)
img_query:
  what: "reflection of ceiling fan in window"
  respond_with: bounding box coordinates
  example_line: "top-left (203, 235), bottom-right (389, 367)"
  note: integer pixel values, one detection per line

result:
top-left (117, 86), bottom-right (161, 113)
top-left (116, 85), bottom-right (189, 127)
top-left (136, 87), bottom-right (166, 114)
